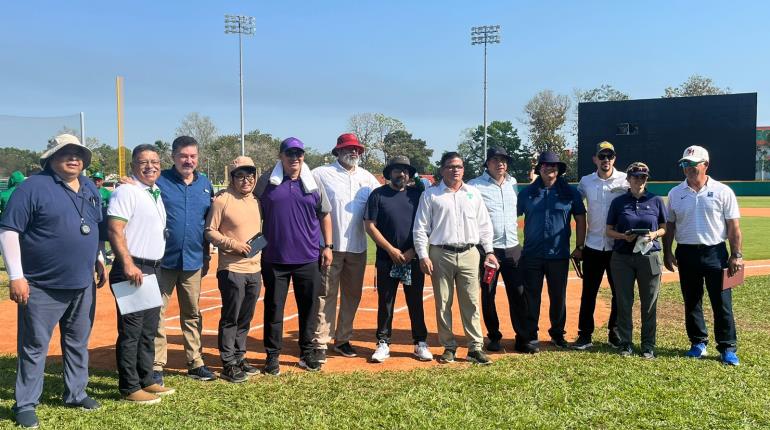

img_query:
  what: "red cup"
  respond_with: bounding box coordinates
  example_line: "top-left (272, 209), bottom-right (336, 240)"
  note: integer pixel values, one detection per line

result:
top-left (483, 263), bottom-right (497, 285)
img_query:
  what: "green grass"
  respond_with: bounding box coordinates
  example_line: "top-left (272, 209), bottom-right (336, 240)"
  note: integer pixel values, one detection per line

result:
top-left (737, 196), bottom-right (770, 208)
top-left (1, 275), bottom-right (769, 428)
top-left (740, 217), bottom-right (770, 260)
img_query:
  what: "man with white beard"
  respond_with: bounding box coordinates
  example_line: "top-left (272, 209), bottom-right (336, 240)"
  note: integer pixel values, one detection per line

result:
top-left (311, 133), bottom-right (382, 362)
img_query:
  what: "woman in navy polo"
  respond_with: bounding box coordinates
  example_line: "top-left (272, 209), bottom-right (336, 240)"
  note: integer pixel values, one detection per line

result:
top-left (606, 162), bottom-right (667, 359)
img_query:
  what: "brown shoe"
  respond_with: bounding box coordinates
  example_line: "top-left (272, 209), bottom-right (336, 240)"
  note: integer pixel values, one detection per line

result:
top-left (143, 383), bottom-right (176, 396)
top-left (123, 389), bottom-right (161, 405)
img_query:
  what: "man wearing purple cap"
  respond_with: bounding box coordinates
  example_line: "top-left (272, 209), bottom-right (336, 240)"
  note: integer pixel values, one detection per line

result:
top-left (254, 137), bottom-right (333, 375)
top-left (311, 133), bottom-right (381, 360)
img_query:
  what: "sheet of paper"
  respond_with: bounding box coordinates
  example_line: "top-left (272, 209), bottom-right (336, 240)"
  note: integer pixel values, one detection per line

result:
top-left (111, 274), bottom-right (163, 314)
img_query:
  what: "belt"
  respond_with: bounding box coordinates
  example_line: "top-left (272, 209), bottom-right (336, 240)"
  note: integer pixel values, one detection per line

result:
top-left (437, 244), bottom-right (474, 253)
top-left (677, 243), bottom-right (723, 250)
top-left (132, 256), bottom-right (163, 268)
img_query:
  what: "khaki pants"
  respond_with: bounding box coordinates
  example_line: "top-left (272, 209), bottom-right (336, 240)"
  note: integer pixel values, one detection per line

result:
top-left (429, 246), bottom-right (484, 352)
top-left (313, 251), bottom-right (367, 349)
top-left (154, 268), bottom-right (204, 370)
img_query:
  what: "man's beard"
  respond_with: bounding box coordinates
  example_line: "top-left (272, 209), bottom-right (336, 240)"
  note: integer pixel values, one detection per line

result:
top-left (391, 176), bottom-right (406, 188)
top-left (340, 153), bottom-right (360, 167)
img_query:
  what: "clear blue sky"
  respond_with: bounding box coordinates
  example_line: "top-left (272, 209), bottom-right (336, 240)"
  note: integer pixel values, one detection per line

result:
top-left (1, 0), bottom-right (768, 157)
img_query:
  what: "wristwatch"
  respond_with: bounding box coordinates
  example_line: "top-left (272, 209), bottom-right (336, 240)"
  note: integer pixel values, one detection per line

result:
top-left (576, 244), bottom-right (585, 251)
top-left (323, 244), bottom-right (334, 250)
top-left (731, 252), bottom-right (743, 259)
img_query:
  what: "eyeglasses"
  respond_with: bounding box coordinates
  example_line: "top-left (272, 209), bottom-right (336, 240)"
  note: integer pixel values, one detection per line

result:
top-left (597, 153), bottom-right (615, 161)
top-left (679, 160), bottom-right (703, 168)
top-left (284, 149), bottom-right (304, 158)
top-left (233, 174), bottom-right (255, 182)
top-left (135, 160), bottom-right (161, 167)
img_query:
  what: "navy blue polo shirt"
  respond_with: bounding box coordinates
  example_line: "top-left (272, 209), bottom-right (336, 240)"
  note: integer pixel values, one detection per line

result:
top-left (156, 168), bottom-right (213, 271)
top-left (0, 170), bottom-right (101, 289)
top-left (606, 191), bottom-right (667, 254)
top-left (517, 177), bottom-right (586, 259)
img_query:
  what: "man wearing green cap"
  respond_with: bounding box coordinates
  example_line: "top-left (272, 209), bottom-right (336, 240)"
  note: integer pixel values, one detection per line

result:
top-left (91, 171), bottom-right (113, 263)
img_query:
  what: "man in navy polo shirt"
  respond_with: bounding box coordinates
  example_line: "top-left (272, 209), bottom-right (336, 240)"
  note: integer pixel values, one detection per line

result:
top-left (153, 136), bottom-right (216, 383)
top-left (517, 151), bottom-right (586, 351)
top-left (254, 137), bottom-right (333, 375)
top-left (0, 134), bottom-right (106, 428)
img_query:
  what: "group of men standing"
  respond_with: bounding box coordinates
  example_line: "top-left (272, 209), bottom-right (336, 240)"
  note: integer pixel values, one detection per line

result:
top-left (0, 130), bottom-right (745, 428)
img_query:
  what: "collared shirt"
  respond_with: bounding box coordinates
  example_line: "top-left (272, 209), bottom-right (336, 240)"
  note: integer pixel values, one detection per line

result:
top-left (0, 169), bottom-right (101, 289)
top-left (667, 176), bottom-right (740, 246)
top-left (312, 161), bottom-right (381, 253)
top-left (606, 191), bottom-right (667, 254)
top-left (577, 169), bottom-right (629, 251)
top-left (155, 168), bottom-right (213, 271)
top-left (412, 181), bottom-right (494, 260)
top-left (468, 171), bottom-right (519, 249)
top-left (517, 177), bottom-right (586, 259)
top-left (256, 172), bottom-right (332, 265)
top-left (107, 177), bottom-right (167, 261)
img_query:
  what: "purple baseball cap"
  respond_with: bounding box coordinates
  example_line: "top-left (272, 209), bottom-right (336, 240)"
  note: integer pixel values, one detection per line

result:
top-left (280, 137), bottom-right (305, 153)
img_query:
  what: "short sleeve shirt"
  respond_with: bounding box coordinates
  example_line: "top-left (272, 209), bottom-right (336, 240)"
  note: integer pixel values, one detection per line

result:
top-left (666, 177), bottom-right (740, 246)
top-left (517, 178), bottom-right (586, 259)
top-left (606, 191), bottom-right (667, 254)
top-left (0, 170), bottom-right (101, 289)
top-left (107, 178), bottom-right (167, 260)
top-left (364, 185), bottom-right (422, 263)
top-left (577, 170), bottom-right (629, 251)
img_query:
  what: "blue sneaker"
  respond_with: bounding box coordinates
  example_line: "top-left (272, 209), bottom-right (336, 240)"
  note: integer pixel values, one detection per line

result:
top-left (721, 351), bottom-right (740, 366)
top-left (685, 342), bottom-right (707, 359)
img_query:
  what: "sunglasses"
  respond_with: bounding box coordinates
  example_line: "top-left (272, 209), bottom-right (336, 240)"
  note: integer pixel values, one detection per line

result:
top-left (284, 149), bottom-right (304, 158)
top-left (679, 160), bottom-right (703, 168)
top-left (597, 153), bottom-right (615, 161)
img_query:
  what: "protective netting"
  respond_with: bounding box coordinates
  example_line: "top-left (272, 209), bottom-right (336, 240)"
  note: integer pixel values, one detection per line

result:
top-left (0, 113), bottom-right (83, 152)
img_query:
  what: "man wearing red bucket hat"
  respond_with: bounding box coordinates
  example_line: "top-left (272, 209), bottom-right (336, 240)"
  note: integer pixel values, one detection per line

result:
top-left (311, 133), bottom-right (381, 361)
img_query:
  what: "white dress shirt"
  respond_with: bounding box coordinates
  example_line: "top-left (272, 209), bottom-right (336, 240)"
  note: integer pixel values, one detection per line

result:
top-left (312, 161), bottom-right (381, 253)
top-left (412, 181), bottom-right (494, 260)
top-left (467, 172), bottom-right (519, 249)
top-left (667, 176), bottom-right (740, 246)
top-left (577, 169), bottom-right (629, 251)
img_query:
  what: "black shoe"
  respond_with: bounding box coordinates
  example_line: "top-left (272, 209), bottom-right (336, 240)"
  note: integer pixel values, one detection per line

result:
top-left (570, 336), bottom-right (594, 351)
top-left (152, 370), bottom-right (164, 386)
top-left (65, 396), bottom-right (100, 410)
top-left (514, 343), bottom-right (540, 354)
top-left (15, 410), bottom-right (39, 428)
top-left (438, 349), bottom-right (456, 363)
top-left (619, 345), bottom-right (634, 357)
top-left (334, 342), bottom-right (357, 358)
top-left (188, 365), bottom-right (217, 381)
top-left (467, 350), bottom-right (493, 365)
top-left (298, 352), bottom-right (321, 372)
top-left (314, 349), bottom-right (327, 364)
top-left (263, 354), bottom-right (280, 376)
top-left (551, 338), bottom-right (570, 349)
top-left (221, 363), bottom-right (249, 383)
top-left (238, 359), bottom-right (260, 376)
top-left (608, 336), bottom-right (622, 349)
top-left (485, 339), bottom-right (502, 352)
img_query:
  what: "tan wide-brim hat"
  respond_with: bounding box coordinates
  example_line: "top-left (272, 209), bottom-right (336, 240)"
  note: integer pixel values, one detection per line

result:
top-left (230, 155), bottom-right (257, 174)
top-left (40, 134), bottom-right (92, 169)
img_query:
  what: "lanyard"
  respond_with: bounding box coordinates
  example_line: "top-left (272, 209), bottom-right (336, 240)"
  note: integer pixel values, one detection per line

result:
top-left (62, 180), bottom-right (92, 235)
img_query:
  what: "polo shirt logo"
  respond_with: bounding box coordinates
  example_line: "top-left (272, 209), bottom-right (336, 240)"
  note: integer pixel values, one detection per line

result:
top-left (467, 193), bottom-right (473, 199)
top-left (707, 192), bottom-right (714, 197)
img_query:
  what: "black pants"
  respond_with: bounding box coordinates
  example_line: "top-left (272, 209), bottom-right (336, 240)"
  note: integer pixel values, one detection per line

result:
top-left (110, 259), bottom-right (161, 396)
top-left (577, 247), bottom-right (619, 342)
top-left (478, 247), bottom-right (528, 345)
top-left (262, 261), bottom-right (321, 356)
top-left (520, 256), bottom-right (569, 345)
top-left (675, 242), bottom-right (737, 353)
top-left (375, 259), bottom-right (428, 344)
top-left (217, 270), bottom-right (261, 365)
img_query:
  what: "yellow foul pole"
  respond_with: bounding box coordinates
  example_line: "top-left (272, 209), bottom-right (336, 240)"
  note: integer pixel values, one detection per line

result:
top-left (116, 76), bottom-right (125, 177)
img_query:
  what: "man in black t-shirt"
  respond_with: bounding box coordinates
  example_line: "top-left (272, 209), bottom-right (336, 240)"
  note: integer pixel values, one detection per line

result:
top-left (364, 156), bottom-right (433, 363)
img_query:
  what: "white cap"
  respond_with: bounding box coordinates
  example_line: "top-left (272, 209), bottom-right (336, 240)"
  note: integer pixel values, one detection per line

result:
top-left (40, 134), bottom-right (92, 169)
top-left (678, 145), bottom-right (709, 164)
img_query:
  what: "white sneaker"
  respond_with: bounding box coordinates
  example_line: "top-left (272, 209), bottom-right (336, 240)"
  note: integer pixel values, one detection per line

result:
top-left (414, 341), bottom-right (433, 361)
top-left (371, 340), bottom-right (390, 363)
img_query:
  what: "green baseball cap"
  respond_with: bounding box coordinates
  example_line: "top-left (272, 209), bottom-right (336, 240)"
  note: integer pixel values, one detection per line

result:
top-left (91, 172), bottom-right (105, 180)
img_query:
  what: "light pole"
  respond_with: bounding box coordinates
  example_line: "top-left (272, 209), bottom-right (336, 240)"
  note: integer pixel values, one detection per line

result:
top-left (225, 14), bottom-right (256, 156)
top-left (471, 25), bottom-right (500, 161)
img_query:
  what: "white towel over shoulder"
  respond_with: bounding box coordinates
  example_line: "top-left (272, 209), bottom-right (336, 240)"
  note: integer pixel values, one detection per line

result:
top-left (269, 161), bottom-right (318, 193)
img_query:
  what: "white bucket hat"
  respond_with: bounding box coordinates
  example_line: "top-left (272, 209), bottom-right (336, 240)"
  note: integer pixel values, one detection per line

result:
top-left (40, 134), bottom-right (92, 169)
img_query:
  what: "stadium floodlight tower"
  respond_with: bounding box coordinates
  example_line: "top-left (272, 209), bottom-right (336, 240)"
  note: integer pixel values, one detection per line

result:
top-left (471, 25), bottom-right (501, 160)
top-left (225, 14), bottom-right (256, 156)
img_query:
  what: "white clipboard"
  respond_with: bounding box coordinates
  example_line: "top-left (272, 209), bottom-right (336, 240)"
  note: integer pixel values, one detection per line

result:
top-left (111, 274), bottom-right (163, 314)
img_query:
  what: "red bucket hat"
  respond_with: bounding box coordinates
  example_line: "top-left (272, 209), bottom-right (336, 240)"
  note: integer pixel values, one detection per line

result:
top-left (332, 133), bottom-right (365, 156)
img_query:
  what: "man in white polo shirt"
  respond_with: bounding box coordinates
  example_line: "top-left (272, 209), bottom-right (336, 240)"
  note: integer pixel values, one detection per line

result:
top-left (663, 145), bottom-right (743, 366)
top-left (108, 144), bottom-right (175, 403)
top-left (572, 141), bottom-right (629, 350)
top-left (311, 133), bottom-right (382, 361)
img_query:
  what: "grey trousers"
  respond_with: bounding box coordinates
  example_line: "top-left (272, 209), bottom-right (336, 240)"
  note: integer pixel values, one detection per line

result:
top-left (14, 284), bottom-right (95, 413)
top-left (610, 251), bottom-right (662, 352)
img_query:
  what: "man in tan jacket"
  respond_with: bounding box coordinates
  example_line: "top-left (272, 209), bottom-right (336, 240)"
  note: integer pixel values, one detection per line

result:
top-left (204, 156), bottom-right (263, 383)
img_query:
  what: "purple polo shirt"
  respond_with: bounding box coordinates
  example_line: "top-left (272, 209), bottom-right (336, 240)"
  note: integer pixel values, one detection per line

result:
top-left (255, 173), bottom-right (331, 265)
